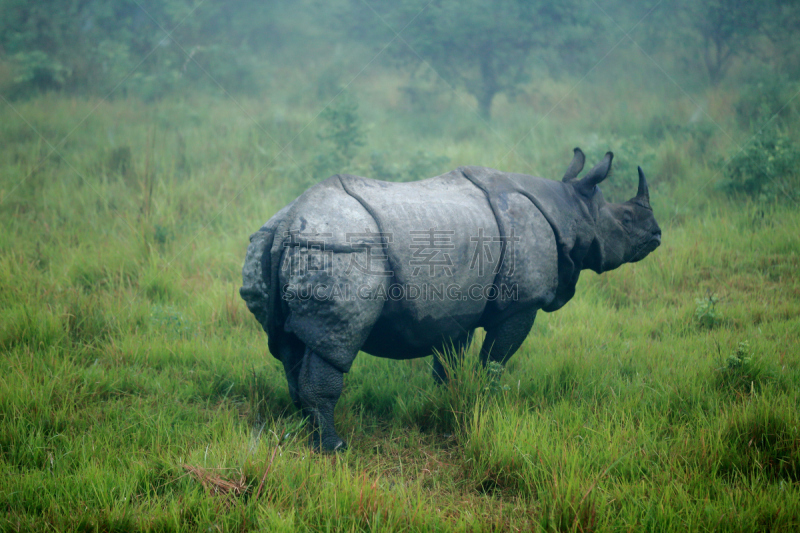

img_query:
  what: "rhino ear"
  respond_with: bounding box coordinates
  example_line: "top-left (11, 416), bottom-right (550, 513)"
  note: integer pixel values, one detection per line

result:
top-left (635, 166), bottom-right (650, 207)
top-left (575, 151), bottom-right (613, 196)
top-left (562, 147), bottom-right (585, 182)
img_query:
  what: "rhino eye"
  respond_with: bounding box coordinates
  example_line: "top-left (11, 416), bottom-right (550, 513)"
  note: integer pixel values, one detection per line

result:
top-left (622, 211), bottom-right (633, 224)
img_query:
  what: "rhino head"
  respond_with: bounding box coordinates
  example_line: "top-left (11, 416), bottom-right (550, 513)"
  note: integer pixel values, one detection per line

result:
top-left (561, 148), bottom-right (661, 273)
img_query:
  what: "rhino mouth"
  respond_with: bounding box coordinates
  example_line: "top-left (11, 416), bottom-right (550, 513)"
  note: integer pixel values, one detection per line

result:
top-left (630, 231), bottom-right (661, 263)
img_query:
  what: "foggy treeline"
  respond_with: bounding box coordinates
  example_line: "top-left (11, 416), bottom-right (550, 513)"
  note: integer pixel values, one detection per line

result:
top-left (1, 0), bottom-right (798, 118)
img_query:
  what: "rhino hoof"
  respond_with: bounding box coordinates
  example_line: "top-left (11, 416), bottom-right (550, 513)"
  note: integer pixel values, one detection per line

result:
top-left (308, 434), bottom-right (347, 454)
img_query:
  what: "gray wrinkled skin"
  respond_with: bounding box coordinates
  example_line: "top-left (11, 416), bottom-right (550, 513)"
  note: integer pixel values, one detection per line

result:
top-left (240, 148), bottom-right (661, 452)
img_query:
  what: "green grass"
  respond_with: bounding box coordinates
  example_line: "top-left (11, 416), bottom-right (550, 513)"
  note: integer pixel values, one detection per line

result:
top-left (1, 74), bottom-right (799, 531)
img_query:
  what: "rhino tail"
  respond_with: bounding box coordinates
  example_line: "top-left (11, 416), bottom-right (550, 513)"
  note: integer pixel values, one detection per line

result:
top-left (267, 193), bottom-right (313, 358)
top-left (240, 197), bottom-right (302, 360)
top-left (240, 228), bottom-right (277, 339)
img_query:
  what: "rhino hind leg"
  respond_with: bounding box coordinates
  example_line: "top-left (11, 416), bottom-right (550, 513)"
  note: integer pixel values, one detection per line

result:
top-left (480, 308), bottom-right (537, 366)
top-left (297, 348), bottom-right (346, 453)
top-left (279, 334), bottom-right (306, 409)
top-left (432, 330), bottom-right (475, 384)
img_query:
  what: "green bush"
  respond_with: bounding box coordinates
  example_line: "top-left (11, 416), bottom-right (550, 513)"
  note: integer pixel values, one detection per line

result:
top-left (311, 92), bottom-right (365, 180)
top-left (719, 126), bottom-right (800, 200)
top-left (10, 51), bottom-right (71, 94)
top-left (695, 294), bottom-right (722, 329)
top-left (714, 341), bottom-right (772, 396)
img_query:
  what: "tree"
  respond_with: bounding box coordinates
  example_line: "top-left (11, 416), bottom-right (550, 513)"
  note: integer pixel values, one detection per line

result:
top-left (692, 0), bottom-right (775, 85)
top-left (0, 0), bottom-right (304, 97)
top-left (657, 0), bottom-right (793, 86)
top-left (346, 0), bottom-right (597, 120)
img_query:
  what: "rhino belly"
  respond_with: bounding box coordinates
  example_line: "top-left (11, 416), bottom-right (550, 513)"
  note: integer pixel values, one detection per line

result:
top-left (359, 295), bottom-right (483, 359)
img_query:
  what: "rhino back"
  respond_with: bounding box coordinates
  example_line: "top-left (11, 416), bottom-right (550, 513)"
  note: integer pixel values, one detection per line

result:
top-left (339, 172), bottom-right (501, 352)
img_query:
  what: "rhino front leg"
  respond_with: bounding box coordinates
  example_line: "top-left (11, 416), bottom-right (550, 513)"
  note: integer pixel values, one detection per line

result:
top-left (480, 308), bottom-right (537, 366)
top-left (297, 348), bottom-right (346, 452)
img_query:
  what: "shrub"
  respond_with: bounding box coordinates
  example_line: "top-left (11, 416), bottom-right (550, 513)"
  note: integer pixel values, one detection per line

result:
top-left (311, 92), bottom-right (365, 179)
top-left (695, 294), bottom-right (722, 329)
top-left (483, 361), bottom-right (510, 396)
top-left (9, 51), bottom-right (71, 94)
top-left (714, 341), bottom-right (771, 396)
top-left (719, 126), bottom-right (800, 200)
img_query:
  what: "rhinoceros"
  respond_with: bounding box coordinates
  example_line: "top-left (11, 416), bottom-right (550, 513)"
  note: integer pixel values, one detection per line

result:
top-left (240, 148), bottom-right (661, 451)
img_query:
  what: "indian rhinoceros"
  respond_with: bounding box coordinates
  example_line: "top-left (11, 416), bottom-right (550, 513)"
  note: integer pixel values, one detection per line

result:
top-left (240, 148), bottom-right (661, 451)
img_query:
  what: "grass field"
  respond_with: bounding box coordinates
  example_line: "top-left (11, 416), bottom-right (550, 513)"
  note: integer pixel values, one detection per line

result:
top-left (1, 72), bottom-right (799, 531)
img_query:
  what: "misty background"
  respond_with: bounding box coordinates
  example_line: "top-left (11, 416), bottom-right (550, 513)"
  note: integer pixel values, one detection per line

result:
top-left (2, 0), bottom-right (798, 208)
top-left (2, 1), bottom-right (798, 104)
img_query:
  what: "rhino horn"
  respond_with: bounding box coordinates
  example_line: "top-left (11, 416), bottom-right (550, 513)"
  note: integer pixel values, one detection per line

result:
top-left (635, 166), bottom-right (650, 207)
top-left (575, 151), bottom-right (613, 196)
top-left (562, 147), bottom-right (586, 181)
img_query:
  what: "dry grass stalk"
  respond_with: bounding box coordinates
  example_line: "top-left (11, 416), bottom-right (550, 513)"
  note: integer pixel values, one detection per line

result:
top-left (181, 464), bottom-right (247, 501)
top-left (254, 444), bottom-right (280, 501)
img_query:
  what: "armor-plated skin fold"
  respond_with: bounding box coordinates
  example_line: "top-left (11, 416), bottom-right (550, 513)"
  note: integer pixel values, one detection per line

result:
top-left (240, 149), bottom-right (661, 452)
